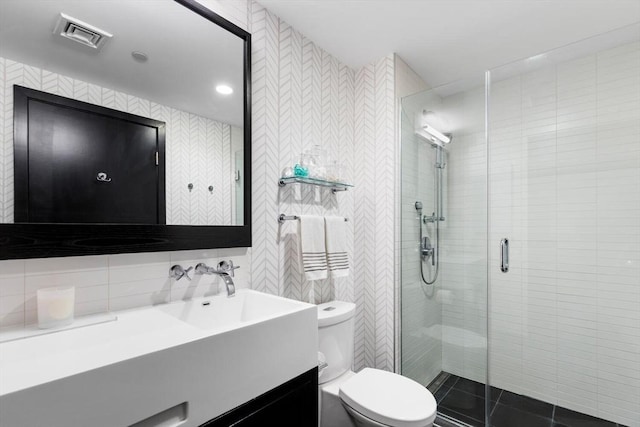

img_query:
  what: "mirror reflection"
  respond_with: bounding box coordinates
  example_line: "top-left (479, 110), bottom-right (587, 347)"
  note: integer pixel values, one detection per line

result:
top-left (0, 0), bottom-right (245, 226)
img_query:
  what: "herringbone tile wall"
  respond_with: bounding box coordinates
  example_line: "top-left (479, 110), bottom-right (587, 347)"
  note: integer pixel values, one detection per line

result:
top-left (251, 3), bottom-right (397, 371)
top-left (353, 55), bottom-right (396, 372)
top-left (250, 2), bottom-right (356, 305)
top-left (0, 56), bottom-right (237, 226)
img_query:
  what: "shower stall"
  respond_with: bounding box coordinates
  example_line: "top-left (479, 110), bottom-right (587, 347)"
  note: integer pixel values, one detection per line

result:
top-left (399, 24), bottom-right (640, 427)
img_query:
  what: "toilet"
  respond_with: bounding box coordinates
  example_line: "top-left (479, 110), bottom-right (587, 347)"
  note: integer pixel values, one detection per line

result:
top-left (318, 301), bottom-right (437, 427)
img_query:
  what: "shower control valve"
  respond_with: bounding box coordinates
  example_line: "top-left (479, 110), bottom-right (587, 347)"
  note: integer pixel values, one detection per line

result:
top-left (423, 213), bottom-right (445, 224)
top-left (420, 236), bottom-right (434, 258)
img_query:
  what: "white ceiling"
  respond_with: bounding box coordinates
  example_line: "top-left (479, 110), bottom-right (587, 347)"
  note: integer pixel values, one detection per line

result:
top-left (257, 0), bottom-right (640, 89)
top-left (0, 0), bottom-right (244, 126)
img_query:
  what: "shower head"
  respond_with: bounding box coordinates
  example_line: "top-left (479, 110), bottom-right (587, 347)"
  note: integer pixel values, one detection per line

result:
top-left (416, 110), bottom-right (453, 147)
top-left (415, 201), bottom-right (423, 211)
top-left (422, 124), bottom-right (452, 144)
top-left (415, 127), bottom-right (453, 148)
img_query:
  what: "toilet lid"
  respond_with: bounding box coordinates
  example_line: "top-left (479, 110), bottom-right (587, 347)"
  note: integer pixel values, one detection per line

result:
top-left (339, 368), bottom-right (437, 427)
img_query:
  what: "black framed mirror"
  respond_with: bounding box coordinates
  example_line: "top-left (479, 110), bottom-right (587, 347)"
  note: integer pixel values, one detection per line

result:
top-left (0, 0), bottom-right (251, 259)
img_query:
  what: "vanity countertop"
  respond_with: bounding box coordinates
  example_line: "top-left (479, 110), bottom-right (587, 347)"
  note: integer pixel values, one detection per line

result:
top-left (0, 305), bottom-right (202, 397)
top-left (0, 289), bottom-right (317, 425)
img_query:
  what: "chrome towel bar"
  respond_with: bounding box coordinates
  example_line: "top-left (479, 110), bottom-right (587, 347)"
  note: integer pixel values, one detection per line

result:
top-left (278, 214), bottom-right (348, 224)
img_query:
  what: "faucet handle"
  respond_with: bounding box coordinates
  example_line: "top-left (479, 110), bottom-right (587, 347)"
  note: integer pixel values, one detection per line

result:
top-left (218, 260), bottom-right (240, 277)
top-left (169, 265), bottom-right (193, 281)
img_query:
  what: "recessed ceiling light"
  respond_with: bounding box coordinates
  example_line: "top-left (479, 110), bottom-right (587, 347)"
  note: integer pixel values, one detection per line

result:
top-left (131, 51), bottom-right (148, 63)
top-left (216, 84), bottom-right (233, 95)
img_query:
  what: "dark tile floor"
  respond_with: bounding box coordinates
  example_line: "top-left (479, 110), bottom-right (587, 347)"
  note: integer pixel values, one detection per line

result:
top-left (432, 373), bottom-right (627, 427)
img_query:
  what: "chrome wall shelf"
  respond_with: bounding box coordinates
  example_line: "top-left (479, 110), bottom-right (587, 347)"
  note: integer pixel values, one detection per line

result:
top-left (278, 177), bottom-right (353, 193)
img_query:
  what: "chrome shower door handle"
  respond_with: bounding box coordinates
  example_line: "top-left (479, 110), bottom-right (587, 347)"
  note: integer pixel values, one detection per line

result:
top-left (500, 238), bottom-right (509, 273)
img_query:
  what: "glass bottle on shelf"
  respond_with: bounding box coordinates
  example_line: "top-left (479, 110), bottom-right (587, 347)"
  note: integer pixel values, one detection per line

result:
top-left (326, 160), bottom-right (344, 183)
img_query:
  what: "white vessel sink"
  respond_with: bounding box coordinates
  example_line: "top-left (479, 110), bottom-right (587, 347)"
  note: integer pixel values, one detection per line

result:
top-left (157, 290), bottom-right (308, 330)
top-left (0, 289), bottom-right (318, 427)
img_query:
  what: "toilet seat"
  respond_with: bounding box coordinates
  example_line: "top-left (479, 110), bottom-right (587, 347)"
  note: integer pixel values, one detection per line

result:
top-left (339, 368), bottom-right (437, 427)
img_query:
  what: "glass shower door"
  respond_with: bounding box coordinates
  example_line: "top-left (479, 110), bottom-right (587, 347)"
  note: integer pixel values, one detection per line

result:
top-left (487, 24), bottom-right (640, 427)
top-left (400, 79), bottom-right (489, 426)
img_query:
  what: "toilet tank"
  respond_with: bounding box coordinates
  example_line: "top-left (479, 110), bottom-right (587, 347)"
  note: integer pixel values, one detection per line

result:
top-left (317, 301), bottom-right (356, 384)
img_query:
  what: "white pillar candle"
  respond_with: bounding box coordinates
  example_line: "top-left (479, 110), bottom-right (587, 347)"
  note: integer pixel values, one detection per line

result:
top-left (37, 287), bottom-right (75, 329)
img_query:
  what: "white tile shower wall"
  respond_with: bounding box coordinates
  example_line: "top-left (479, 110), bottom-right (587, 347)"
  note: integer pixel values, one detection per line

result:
top-left (399, 105), bottom-right (443, 386)
top-left (0, 56), bottom-right (236, 226)
top-left (487, 41), bottom-right (640, 426)
top-left (439, 87), bottom-right (488, 384)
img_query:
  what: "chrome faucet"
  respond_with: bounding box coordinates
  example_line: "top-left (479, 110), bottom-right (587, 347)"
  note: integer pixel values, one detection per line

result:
top-left (194, 260), bottom-right (240, 297)
top-left (194, 262), bottom-right (215, 275)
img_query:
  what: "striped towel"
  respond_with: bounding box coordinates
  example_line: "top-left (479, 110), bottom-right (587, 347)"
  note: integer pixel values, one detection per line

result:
top-left (298, 215), bottom-right (328, 281)
top-left (325, 216), bottom-right (350, 278)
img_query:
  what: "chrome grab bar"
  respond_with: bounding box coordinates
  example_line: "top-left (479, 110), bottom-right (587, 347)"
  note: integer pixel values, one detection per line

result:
top-left (500, 238), bottom-right (509, 273)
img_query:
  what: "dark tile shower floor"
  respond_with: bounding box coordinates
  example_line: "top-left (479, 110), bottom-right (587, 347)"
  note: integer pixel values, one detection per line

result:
top-left (431, 373), bottom-right (627, 427)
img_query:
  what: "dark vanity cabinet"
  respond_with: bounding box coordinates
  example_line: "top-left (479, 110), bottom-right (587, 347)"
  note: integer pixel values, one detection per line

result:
top-left (201, 368), bottom-right (318, 427)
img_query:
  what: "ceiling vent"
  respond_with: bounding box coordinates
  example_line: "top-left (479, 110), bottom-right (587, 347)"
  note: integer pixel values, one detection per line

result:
top-left (53, 13), bottom-right (113, 50)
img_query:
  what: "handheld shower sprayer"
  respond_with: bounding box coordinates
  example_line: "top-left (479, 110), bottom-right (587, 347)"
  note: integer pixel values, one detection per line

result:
top-left (412, 111), bottom-right (452, 286)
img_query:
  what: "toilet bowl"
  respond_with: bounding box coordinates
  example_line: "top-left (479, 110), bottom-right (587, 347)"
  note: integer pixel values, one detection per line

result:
top-left (318, 301), bottom-right (437, 427)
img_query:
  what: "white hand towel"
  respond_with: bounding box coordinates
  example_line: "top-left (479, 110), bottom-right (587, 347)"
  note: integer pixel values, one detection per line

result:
top-left (298, 215), bottom-right (328, 281)
top-left (325, 216), bottom-right (350, 278)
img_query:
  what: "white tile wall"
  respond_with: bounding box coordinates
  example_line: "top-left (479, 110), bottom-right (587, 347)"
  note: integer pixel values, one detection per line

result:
top-left (487, 41), bottom-right (640, 426)
top-left (0, 259), bottom-right (25, 328)
top-left (440, 86), bottom-right (488, 385)
top-left (0, 249), bottom-right (251, 329)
